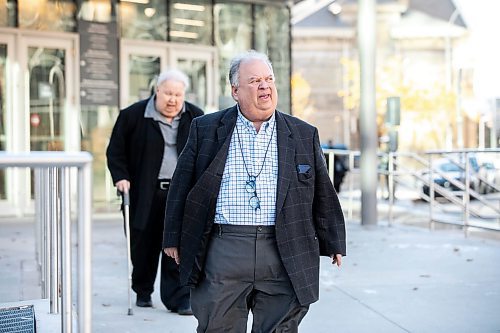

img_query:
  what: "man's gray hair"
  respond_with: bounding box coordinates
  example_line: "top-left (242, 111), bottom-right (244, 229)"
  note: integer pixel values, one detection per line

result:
top-left (229, 50), bottom-right (274, 88)
top-left (156, 69), bottom-right (190, 91)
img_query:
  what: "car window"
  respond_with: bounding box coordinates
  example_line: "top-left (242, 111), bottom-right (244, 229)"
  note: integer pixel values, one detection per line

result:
top-left (440, 163), bottom-right (461, 172)
top-left (469, 157), bottom-right (480, 172)
top-left (483, 163), bottom-right (494, 170)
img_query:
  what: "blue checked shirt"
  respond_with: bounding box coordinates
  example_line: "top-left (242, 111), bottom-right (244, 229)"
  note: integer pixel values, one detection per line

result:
top-left (214, 107), bottom-right (278, 226)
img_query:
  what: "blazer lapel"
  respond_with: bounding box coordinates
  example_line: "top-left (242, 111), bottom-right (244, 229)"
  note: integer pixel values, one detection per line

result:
top-left (212, 106), bottom-right (237, 177)
top-left (216, 106), bottom-right (237, 152)
top-left (275, 111), bottom-right (294, 217)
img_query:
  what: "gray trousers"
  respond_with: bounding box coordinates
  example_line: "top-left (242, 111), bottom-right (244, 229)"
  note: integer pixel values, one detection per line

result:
top-left (191, 224), bottom-right (309, 333)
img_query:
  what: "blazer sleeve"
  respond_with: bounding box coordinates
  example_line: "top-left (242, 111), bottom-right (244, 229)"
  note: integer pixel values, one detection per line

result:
top-left (163, 118), bottom-right (199, 248)
top-left (312, 128), bottom-right (347, 256)
top-left (106, 110), bottom-right (130, 185)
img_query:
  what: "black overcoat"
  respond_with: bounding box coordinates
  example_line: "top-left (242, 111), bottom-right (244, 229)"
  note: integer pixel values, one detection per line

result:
top-left (106, 98), bottom-right (204, 230)
top-left (162, 105), bottom-right (346, 306)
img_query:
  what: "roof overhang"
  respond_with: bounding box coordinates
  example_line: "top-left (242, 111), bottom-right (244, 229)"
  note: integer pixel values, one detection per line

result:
top-left (391, 9), bottom-right (467, 39)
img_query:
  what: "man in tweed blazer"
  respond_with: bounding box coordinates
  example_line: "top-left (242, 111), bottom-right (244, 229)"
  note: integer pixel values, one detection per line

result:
top-left (163, 50), bottom-right (346, 332)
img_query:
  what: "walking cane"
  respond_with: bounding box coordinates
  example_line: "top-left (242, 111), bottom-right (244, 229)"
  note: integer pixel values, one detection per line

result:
top-left (121, 190), bottom-right (134, 315)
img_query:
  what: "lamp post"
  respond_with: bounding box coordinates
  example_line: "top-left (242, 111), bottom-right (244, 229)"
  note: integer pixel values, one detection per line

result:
top-left (358, 0), bottom-right (377, 226)
top-left (445, 8), bottom-right (464, 148)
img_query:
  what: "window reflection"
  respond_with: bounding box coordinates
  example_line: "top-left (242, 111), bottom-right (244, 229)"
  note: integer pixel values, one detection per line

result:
top-left (214, 2), bottom-right (252, 108)
top-left (120, 0), bottom-right (167, 40)
top-left (169, 1), bottom-right (212, 45)
top-left (254, 5), bottom-right (291, 113)
top-left (128, 54), bottom-right (160, 105)
top-left (0, 0), bottom-right (16, 27)
top-left (19, 0), bottom-right (76, 32)
top-left (28, 47), bottom-right (66, 151)
top-left (176, 58), bottom-right (207, 109)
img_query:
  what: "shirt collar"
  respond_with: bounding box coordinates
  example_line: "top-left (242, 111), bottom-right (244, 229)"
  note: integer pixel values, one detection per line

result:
top-left (236, 104), bottom-right (276, 134)
top-left (144, 94), bottom-right (185, 124)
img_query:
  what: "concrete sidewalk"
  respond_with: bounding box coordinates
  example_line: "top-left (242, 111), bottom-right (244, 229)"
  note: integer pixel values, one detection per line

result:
top-left (1, 215), bottom-right (500, 333)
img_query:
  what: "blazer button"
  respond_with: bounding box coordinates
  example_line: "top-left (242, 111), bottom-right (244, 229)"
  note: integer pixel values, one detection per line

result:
top-left (257, 226), bottom-right (262, 232)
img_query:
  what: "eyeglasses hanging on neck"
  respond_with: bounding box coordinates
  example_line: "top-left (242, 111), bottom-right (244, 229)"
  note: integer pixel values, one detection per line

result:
top-left (245, 176), bottom-right (261, 211)
top-left (235, 106), bottom-right (275, 213)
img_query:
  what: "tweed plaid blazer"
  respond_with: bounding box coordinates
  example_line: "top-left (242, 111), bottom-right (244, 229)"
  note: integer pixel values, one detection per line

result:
top-left (162, 105), bottom-right (346, 306)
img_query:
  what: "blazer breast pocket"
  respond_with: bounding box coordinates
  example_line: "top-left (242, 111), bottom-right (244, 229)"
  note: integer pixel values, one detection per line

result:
top-left (297, 164), bottom-right (313, 182)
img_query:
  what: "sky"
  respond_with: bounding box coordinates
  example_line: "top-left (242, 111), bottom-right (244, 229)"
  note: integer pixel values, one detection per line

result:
top-left (454, 0), bottom-right (500, 99)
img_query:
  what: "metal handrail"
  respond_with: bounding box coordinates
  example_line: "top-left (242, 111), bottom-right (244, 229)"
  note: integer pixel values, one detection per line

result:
top-left (323, 148), bottom-right (500, 235)
top-left (393, 150), bottom-right (500, 233)
top-left (0, 151), bottom-right (93, 333)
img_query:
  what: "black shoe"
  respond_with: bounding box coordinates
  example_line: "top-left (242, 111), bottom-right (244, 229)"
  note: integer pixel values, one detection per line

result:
top-left (176, 299), bottom-right (193, 316)
top-left (177, 305), bottom-right (193, 316)
top-left (136, 295), bottom-right (153, 307)
top-left (169, 299), bottom-right (193, 315)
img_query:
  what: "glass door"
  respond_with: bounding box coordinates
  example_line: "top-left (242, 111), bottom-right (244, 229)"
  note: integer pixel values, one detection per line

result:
top-left (0, 30), bottom-right (79, 215)
top-left (120, 39), bottom-right (167, 108)
top-left (120, 40), bottom-right (217, 111)
top-left (169, 44), bottom-right (218, 112)
top-left (20, 34), bottom-right (79, 211)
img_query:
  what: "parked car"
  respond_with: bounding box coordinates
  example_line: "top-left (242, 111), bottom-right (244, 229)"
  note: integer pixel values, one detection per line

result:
top-left (478, 162), bottom-right (500, 194)
top-left (421, 158), bottom-right (479, 197)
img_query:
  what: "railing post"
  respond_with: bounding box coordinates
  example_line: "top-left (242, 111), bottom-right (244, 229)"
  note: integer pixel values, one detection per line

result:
top-left (463, 151), bottom-right (470, 237)
top-left (388, 152), bottom-right (394, 226)
top-left (34, 168), bottom-right (44, 296)
top-left (429, 154), bottom-right (435, 230)
top-left (78, 162), bottom-right (93, 333)
top-left (49, 167), bottom-right (60, 314)
top-left (60, 167), bottom-right (72, 333)
top-left (42, 167), bottom-right (50, 299)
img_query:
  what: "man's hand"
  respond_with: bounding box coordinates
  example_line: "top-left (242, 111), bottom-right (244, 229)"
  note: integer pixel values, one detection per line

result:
top-left (164, 247), bottom-right (180, 265)
top-left (116, 179), bottom-right (130, 193)
top-left (331, 254), bottom-right (342, 267)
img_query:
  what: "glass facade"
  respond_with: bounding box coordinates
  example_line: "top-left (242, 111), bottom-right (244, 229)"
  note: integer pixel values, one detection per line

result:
top-left (120, 0), bottom-right (168, 40)
top-left (169, 0), bottom-right (213, 45)
top-left (214, 2), bottom-right (252, 108)
top-left (254, 4), bottom-right (291, 113)
top-left (0, 0), bottom-right (293, 213)
top-left (117, 0), bottom-right (291, 111)
top-left (18, 0), bottom-right (77, 32)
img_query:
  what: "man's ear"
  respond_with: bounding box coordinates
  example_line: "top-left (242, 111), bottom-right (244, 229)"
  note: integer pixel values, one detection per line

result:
top-left (231, 85), bottom-right (239, 101)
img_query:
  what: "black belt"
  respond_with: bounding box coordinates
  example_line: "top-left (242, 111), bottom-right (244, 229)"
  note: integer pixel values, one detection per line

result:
top-left (157, 179), bottom-right (171, 190)
top-left (213, 224), bottom-right (275, 235)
